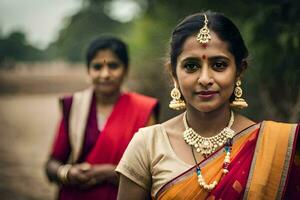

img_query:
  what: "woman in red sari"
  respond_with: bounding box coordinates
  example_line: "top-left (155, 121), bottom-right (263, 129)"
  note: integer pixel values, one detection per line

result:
top-left (116, 11), bottom-right (300, 199)
top-left (45, 36), bottom-right (159, 200)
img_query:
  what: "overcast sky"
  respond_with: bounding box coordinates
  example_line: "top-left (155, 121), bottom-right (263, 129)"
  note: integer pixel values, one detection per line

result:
top-left (0, 0), bottom-right (82, 49)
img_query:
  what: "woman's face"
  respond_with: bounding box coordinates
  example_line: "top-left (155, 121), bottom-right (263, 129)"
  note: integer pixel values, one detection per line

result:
top-left (88, 49), bottom-right (126, 95)
top-left (175, 32), bottom-right (237, 113)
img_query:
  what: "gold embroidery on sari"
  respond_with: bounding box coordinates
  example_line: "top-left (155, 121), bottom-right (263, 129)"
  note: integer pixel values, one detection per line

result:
top-left (232, 180), bottom-right (243, 193)
top-left (206, 195), bottom-right (216, 200)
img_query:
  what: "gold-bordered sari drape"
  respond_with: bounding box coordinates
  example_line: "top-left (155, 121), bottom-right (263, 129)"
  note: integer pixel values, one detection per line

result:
top-left (155, 121), bottom-right (299, 200)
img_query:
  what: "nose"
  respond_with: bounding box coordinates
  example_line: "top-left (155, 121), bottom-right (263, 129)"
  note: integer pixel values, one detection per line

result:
top-left (197, 66), bottom-right (213, 87)
top-left (98, 66), bottom-right (110, 79)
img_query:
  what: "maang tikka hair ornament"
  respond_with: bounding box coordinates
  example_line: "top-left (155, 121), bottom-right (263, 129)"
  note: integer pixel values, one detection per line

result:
top-left (169, 83), bottom-right (186, 110)
top-left (230, 78), bottom-right (248, 109)
top-left (197, 14), bottom-right (211, 46)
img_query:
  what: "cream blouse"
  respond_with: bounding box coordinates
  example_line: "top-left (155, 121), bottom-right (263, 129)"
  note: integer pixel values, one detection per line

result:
top-left (115, 124), bottom-right (192, 197)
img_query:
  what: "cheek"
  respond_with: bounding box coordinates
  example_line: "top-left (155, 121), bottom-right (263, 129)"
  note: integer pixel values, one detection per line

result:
top-left (224, 78), bottom-right (235, 88)
top-left (177, 73), bottom-right (196, 98)
top-left (113, 69), bottom-right (126, 81)
top-left (88, 69), bottom-right (98, 79)
top-left (218, 76), bottom-right (235, 96)
top-left (218, 67), bottom-right (236, 89)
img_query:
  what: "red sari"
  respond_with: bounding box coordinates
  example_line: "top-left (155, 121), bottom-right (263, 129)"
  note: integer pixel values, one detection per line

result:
top-left (155, 121), bottom-right (300, 200)
top-left (50, 90), bottom-right (158, 200)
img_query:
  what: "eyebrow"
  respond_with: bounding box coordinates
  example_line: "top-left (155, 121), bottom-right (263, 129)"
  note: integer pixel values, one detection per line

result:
top-left (91, 61), bottom-right (120, 65)
top-left (180, 55), bottom-right (230, 63)
top-left (180, 57), bottom-right (201, 63)
top-left (208, 56), bottom-right (230, 61)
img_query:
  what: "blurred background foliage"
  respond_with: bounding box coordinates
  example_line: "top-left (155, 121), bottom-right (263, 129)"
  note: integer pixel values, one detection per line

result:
top-left (0, 0), bottom-right (299, 122)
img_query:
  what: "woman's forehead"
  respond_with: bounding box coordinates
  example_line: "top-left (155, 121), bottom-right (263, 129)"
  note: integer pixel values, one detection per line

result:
top-left (177, 32), bottom-right (233, 62)
top-left (93, 50), bottom-right (119, 61)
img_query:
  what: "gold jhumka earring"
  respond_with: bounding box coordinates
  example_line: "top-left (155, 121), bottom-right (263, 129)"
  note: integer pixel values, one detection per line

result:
top-left (169, 83), bottom-right (186, 110)
top-left (230, 78), bottom-right (248, 109)
top-left (197, 14), bottom-right (211, 46)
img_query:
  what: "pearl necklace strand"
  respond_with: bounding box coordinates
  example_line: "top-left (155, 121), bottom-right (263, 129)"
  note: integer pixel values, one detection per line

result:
top-left (183, 111), bottom-right (235, 157)
top-left (192, 144), bottom-right (232, 191)
top-left (183, 111), bottom-right (235, 191)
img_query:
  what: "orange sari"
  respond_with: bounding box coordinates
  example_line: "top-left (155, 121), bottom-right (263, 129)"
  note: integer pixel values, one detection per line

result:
top-left (155, 121), bottom-right (299, 200)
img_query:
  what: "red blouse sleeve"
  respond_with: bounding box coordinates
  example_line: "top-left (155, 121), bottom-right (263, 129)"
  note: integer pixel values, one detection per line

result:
top-left (50, 96), bottom-right (72, 163)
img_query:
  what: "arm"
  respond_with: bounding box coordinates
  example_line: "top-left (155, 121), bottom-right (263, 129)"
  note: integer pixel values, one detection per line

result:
top-left (117, 174), bottom-right (150, 200)
top-left (45, 116), bottom-right (72, 184)
top-left (45, 157), bottom-right (63, 183)
top-left (81, 164), bottom-right (118, 188)
top-left (116, 128), bottom-right (152, 198)
top-left (45, 157), bottom-right (92, 187)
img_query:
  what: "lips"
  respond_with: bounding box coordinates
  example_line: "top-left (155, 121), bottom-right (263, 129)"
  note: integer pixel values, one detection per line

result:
top-left (196, 90), bottom-right (218, 99)
top-left (98, 82), bottom-right (112, 85)
top-left (95, 81), bottom-right (114, 85)
top-left (198, 91), bottom-right (218, 95)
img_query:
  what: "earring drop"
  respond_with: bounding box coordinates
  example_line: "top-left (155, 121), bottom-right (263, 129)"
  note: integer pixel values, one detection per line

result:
top-left (230, 78), bottom-right (248, 109)
top-left (169, 83), bottom-right (186, 110)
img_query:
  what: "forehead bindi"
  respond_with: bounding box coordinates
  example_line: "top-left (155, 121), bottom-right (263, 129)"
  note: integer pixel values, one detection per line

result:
top-left (177, 36), bottom-right (234, 64)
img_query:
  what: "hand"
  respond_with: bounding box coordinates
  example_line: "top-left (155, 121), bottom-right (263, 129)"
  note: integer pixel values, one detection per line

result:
top-left (79, 164), bottom-right (117, 189)
top-left (66, 162), bottom-right (92, 186)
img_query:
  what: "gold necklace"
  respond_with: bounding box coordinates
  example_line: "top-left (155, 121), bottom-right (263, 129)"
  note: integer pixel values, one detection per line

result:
top-left (183, 111), bottom-right (235, 157)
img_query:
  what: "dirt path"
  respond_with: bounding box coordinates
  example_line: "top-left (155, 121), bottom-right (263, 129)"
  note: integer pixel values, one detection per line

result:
top-left (0, 94), bottom-right (61, 199)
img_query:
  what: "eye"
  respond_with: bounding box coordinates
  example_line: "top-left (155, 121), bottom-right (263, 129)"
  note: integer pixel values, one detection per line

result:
top-left (92, 63), bottom-right (102, 70)
top-left (183, 62), bottom-right (200, 72)
top-left (108, 62), bottom-right (121, 69)
top-left (212, 61), bottom-right (228, 71)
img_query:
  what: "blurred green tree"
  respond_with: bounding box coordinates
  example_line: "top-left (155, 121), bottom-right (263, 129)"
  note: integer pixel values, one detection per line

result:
top-left (125, 0), bottom-right (300, 122)
top-left (46, 0), bottom-right (128, 62)
top-left (45, 0), bottom-right (300, 122)
top-left (0, 31), bottom-right (45, 68)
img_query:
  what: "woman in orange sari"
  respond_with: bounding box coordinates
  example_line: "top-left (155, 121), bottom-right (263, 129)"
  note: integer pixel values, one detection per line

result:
top-left (116, 11), bottom-right (300, 199)
top-left (45, 36), bottom-right (159, 200)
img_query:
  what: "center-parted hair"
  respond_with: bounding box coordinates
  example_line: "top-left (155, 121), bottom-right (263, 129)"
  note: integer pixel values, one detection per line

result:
top-left (86, 36), bottom-right (129, 70)
top-left (168, 11), bottom-right (249, 78)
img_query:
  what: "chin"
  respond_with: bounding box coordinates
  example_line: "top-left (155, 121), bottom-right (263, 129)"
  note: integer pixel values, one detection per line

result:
top-left (95, 88), bottom-right (118, 96)
top-left (193, 102), bottom-right (223, 113)
top-left (196, 107), bottom-right (216, 113)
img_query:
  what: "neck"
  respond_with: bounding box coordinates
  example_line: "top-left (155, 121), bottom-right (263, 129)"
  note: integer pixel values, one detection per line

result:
top-left (185, 104), bottom-right (232, 137)
top-left (95, 90), bottom-right (121, 106)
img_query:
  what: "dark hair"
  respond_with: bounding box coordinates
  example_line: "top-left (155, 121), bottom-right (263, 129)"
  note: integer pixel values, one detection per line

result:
top-left (86, 36), bottom-right (129, 70)
top-left (168, 11), bottom-right (248, 78)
